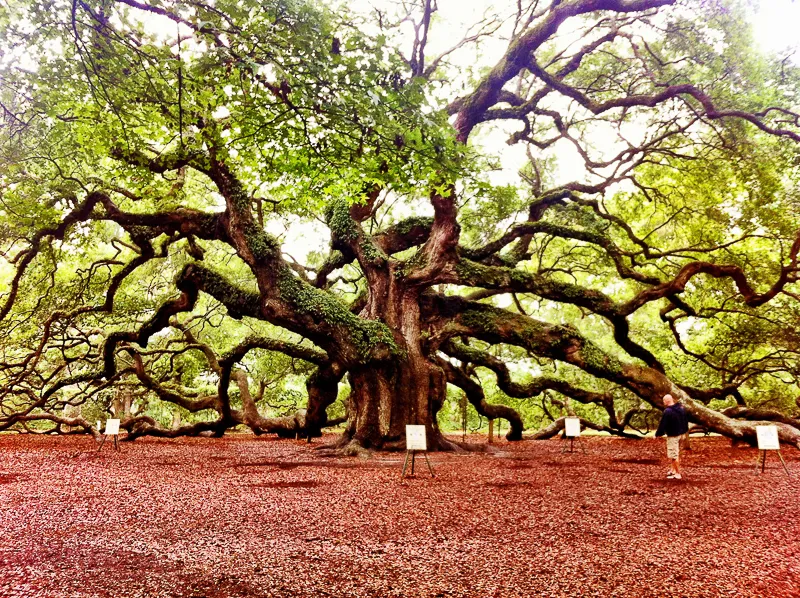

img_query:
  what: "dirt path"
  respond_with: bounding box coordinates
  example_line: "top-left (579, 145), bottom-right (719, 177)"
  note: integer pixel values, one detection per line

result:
top-left (0, 435), bottom-right (798, 597)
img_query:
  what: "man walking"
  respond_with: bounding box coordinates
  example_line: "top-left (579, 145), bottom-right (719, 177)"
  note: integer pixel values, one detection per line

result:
top-left (655, 394), bottom-right (689, 479)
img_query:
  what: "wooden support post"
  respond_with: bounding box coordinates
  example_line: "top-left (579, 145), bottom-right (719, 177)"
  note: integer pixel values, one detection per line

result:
top-left (401, 449), bottom-right (435, 478)
top-left (424, 452), bottom-right (435, 477)
top-left (776, 451), bottom-right (790, 476)
top-left (401, 450), bottom-right (411, 478)
top-left (488, 419), bottom-right (494, 444)
top-left (561, 435), bottom-right (587, 455)
top-left (756, 449), bottom-right (791, 476)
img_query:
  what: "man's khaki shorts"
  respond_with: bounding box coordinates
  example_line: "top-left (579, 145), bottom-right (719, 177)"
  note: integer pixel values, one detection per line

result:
top-left (666, 435), bottom-right (681, 460)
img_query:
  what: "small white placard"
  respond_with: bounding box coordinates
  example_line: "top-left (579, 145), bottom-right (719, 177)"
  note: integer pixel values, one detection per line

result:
top-left (96, 420), bottom-right (102, 431)
top-left (406, 425), bottom-right (427, 451)
top-left (104, 419), bottom-right (121, 436)
top-left (564, 417), bottom-right (581, 438)
top-left (756, 425), bottom-right (779, 450)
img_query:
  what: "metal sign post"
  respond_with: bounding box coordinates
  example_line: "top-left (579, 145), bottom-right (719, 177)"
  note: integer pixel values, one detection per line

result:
top-left (755, 425), bottom-right (789, 476)
top-left (402, 425), bottom-right (434, 478)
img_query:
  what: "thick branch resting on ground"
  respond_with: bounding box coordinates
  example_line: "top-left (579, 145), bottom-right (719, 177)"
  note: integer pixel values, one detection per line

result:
top-left (440, 342), bottom-right (652, 436)
top-left (436, 356), bottom-right (524, 440)
top-left (0, 413), bottom-right (100, 437)
top-left (424, 294), bottom-right (800, 448)
top-left (526, 416), bottom-right (644, 440)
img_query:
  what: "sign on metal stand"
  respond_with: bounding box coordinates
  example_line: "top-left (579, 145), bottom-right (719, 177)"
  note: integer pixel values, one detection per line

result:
top-left (402, 425), bottom-right (434, 478)
top-left (561, 417), bottom-right (587, 454)
top-left (97, 419), bottom-right (121, 452)
top-left (755, 425), bottom-right (789, 475)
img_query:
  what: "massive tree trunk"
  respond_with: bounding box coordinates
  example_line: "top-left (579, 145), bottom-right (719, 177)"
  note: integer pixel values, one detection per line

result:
top-left (312, 190), bottom-right (474, 453)
top-left (335, 269), bottom-right (451, 450)
top-left (345, 355), bottom-right (447, 450)
top-left (112, 386), bottom-right (133, 418)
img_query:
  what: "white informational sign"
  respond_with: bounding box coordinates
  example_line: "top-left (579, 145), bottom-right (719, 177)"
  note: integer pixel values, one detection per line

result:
top-left (564, 417), bottom-right (581, 438)
top-left (96, 420), bottom-right (102, 431)
top-left (104, 419), bottom-right (121, 436)
top-left (406, 425), bottom-right (427, 451)
top-left (756, 425), bottom-right (780, 450)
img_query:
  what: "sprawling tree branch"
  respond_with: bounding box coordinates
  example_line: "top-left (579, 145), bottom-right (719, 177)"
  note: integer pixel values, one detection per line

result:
top-left (425, 295), bottom-right (800, 447)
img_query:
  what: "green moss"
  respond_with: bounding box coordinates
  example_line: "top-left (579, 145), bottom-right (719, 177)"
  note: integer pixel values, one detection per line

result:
top-left (401, 249), bottom-right (429, 277)
top-left (457, 299), bottom-right (624, 378)
top-left (183, 265), bottom-right (260, 319)
top-left (578, 339), bottom-right (624, 376)
top-left (243, 221), bottom-right (281, 262)
top-left (126, 225), bottom-right (157, 243)
top-left (359, 239), bottom-right (387, 264)
top-left (498, 253), bottom-right (520, 268)
top-left (509, 268), bottom-right (531, 287)
top-left (219, 177), bottom-right (281, 264)
top-left (394, 216), bottom-right (434, 236)
top-left (225, 175), bottom-right (253, 213)
top-left (456, 259), bottom-right (612, 312)
top-left (460, 306), bottom-right (533, 339)
top-left (454, 260), bottom-right (483, 283)
top-left (324, 199), bottom-right (359, 241)
top-left (455, 259), bottom-right (522, 289)
top-left (278, 268), bottom-right (398, 361)
top-left (445, 341), bottom-right (483, 362)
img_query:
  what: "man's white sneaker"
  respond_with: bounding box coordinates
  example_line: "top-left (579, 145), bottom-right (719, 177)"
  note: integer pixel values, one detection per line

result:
top-left (666, 472), bottom-right (675, 479)
top-left (672, 473), bottom-right (682, 480)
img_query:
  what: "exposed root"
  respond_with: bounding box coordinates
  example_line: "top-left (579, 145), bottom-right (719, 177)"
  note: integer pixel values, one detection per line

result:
top-left (435, 436), bottom-right (496, 453)
top-left (315, 438), bottom-right (372, 458)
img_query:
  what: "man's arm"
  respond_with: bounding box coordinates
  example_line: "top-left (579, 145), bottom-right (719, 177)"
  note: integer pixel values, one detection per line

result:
top-left (655, 411), bottom-right (668, 437)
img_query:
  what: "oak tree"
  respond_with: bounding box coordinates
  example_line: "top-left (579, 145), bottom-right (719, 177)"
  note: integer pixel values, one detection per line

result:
top-left (1, 0), bottom-right (799, 452)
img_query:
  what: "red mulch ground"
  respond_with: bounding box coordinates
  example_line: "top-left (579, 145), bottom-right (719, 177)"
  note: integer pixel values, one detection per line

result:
top-left (0, 434), bottom-right (798, 598)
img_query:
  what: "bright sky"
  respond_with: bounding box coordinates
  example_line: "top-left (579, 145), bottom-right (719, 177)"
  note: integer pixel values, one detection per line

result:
top-left (275, 0), bottom-right (800, 261)
top-left (122, 0), bottom-right (800, 262)
top-left (425, 0), bottom-right (800, 61)
top-left (750, 0), bottom-right (800, 59)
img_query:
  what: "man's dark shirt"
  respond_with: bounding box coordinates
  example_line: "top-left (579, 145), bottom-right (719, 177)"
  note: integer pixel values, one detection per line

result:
top-left (655, 403), bottom-right (689, 437)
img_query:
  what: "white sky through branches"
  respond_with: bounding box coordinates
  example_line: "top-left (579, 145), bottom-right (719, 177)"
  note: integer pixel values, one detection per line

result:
top-left (74, 0), bottom-right (800, 262)
top-left (299, 0), bottom-right (800, 263)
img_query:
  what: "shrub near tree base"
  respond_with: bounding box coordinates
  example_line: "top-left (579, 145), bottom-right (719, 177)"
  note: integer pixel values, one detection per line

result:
top-left (0, 0), bottom-right (799, 451)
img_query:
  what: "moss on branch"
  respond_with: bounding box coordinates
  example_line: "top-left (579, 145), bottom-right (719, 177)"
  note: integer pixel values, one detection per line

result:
top-left (394, 216), bottom-right (434, 236)
top-left (438, 297), bottom-right (624, 378)
top-left (242, 221), bottom-right (281, 263)
top-left (359, 238), bottom-right (388, 265)
top-left (277, 268), bottom-right (399, 362)
top-left (180, 264), bottom-right (261, 319)
top-left (324, 199), bottom-right (360, 242)
top-left (455, 259), bottom-right (618, 314)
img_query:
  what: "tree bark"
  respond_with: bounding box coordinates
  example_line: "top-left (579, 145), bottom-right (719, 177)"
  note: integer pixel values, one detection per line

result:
top-left (333, 265), bottom-right (453, 451)
top-left (343, 355), bottom-right (448, 450)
